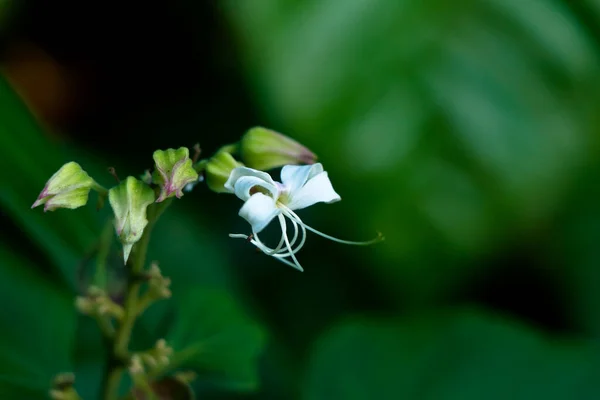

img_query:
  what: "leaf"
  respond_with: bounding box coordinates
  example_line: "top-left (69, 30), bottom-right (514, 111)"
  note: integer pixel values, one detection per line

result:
top-left (303, 309), bottom-right (600, 400)
top-left (0, 375), bottom-right (48, 399)
top-left (167, 288), bottom-right (266, 392)
top-left (0, 73), bottom-right (101, 287)
top-left (222, 0), bottom-right (600, 298)
top-left (71, 316), bottom-right (107, 400)
top-left (550, 161), bottom-right (600, 336)
top-left (0, 244), bottom-right (76, 397)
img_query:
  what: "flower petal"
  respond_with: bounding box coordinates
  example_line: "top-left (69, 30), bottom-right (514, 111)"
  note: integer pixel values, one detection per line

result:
top-left (286, 171), bottom-right (341, 210)
top-left (239, 193), bottom-right (281, 233)
top-left (224, 167), bottom-right (276, 194)
top-left (231, 176), bottom-right (279, 202)
top-left (280, 163), bottom-right (324, 194)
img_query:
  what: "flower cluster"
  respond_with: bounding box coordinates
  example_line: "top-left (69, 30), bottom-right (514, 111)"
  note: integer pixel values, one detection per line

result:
top-left (32, 126), bottom-right (382, 271)
top-left (32, 125), bottom-right (382, 400)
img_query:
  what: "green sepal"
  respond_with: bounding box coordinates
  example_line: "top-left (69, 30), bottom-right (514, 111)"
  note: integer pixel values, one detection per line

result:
top-left (32, 162), bottom-right (94, 212)
top-left (152, 147), bottom-right (199, 202)
top-left (108, 176), bottom-right (155, 263)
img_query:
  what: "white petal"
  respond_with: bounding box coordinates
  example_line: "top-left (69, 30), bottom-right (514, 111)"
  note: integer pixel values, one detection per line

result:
top-left (286, 171), bottom-right (341, 210)
top-left (280, 163), bottom-right (324, 193)
top-left (224, 167), bottom-right (276, 194)
top-left (239, 193), bottom-right (281, 233)
top-left (231, 176), bottom-right (279, 202)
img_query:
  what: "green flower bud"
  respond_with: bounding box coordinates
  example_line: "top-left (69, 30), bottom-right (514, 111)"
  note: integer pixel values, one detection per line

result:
top-left (239, 126), bottom-right (317, 171)
top-left (108, 177), bottom-right (155, 263)
top-left (50, 373), bottom-right (81, 400)
top-left (204, 150), bottom-right (243, 193)
top-left (32, 162), bottom-right (95, 212)
top-left (152, 147), bottom-right (199, 202)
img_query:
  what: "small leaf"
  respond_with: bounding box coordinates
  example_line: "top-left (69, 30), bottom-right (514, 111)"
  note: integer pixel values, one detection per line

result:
top-left (167, 288), bottom-right (266, 392)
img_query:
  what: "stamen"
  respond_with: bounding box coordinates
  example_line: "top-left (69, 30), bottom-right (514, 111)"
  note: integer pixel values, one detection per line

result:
top-left (282, 206), bottom-right (384, 246)
top-left (229, 214), bottom-right (307, 267)
top-left (252, 212), bottom-right (305, 257)
top-left (277, 214), bottom-right (304, 271)
top-left (229, 205), bottom-right (381, 273)
top-left (273, 212), bottom-right (307, 257)
top-left (230, 233), bottom-right (302, 270)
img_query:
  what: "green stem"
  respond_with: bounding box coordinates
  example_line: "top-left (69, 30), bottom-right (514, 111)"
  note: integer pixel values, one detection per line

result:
top-left (218, 143), bottom-right (239, 155)
top-left (102, 199), bottom-right (172, 400)
top-left (92, 181), bottom-right (109, 196)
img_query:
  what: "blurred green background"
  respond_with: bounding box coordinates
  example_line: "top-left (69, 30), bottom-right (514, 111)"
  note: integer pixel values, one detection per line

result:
top-left (2, 0), bottom-right (600, 398)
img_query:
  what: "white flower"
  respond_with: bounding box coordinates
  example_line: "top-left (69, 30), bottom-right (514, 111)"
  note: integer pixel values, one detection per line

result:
top-left (224, 163), bottom-right (382, 271)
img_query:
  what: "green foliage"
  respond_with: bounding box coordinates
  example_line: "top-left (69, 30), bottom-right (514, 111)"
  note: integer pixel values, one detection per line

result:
top-left (0, 245), bottom-right (76, 397)
top-left (168, 288), bottom-right (266, 392)
top-left (304, 310), bottom-right (600, 400)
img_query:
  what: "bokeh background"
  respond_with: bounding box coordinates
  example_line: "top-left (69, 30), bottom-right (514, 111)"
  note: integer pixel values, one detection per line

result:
top-left (2, 0), bottom-right (600, 398)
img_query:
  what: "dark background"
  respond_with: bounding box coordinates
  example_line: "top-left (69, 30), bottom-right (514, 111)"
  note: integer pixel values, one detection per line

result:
top-left (2, 0), bottom-right (600, 399)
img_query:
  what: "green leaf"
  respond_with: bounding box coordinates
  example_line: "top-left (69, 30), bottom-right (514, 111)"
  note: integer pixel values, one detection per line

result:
top-left (72, 316), bottom-right (107, 400)
top-left (0, 74), bottom-right (101, 287)
top-left (303, 309), bottom-right (600, 400)
top-left (550, 161), bottom-right (600, 336)
top-left (0, 375), bottom-right (48, 399)
top-left (167, 288), bottom-right (266, 392)
top-left (0, 244), bottom-right (76, 397)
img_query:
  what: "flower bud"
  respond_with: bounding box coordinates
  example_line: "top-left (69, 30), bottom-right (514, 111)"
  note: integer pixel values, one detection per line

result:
top-left (152, 147), bottom-right (199, 202)
top-left (108, 177), bottom-right (155, 263)
top-left (32, 162), bottom-right (94, 212)
top-left (50, 373), bottom-right (80, 400)
top-left (239, 126), bottom-right (317, 171)
top-left (204, 150), bottom-right (243, 193)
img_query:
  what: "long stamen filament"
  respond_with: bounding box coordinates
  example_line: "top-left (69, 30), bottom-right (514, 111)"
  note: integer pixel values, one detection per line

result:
top-left (282, 206), bottom-right (383, 246)
top-left (229, 204), bottom-right (382, 272)
top-left (252, 212), bottom-right (300, 256)
top-left (278, 214), bottom-right (303, 271)
top-left (229, 213), bottom-right (307, 269)
top-left (232, 234), bottom-right (301, 270)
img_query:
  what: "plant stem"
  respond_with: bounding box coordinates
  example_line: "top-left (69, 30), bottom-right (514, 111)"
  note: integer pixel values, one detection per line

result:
top-left (102, 200), bottom-right (171, 400)
top-left (92, 181), bottom-right (109, 196)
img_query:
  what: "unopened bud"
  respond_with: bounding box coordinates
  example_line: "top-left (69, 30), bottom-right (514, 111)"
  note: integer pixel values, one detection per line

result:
top-left (129, 354), bottom-right (145, 375)
top-left (152, 147), bottom-right (199, 202)
top-left (204, 150), bottom-right (243, 193)
top-left (50, 372), bottom-right (80, 400)
top-left (239, 127), bottom-right (316, 171)
top-left (74, 297), bottom-right (94, 315)
top-left (75, 287), bottom-right (124, 320)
